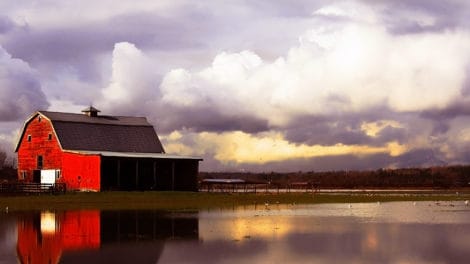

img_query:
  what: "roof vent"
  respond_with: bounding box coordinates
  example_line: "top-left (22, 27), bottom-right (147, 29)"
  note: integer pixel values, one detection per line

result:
top-left (81, 106), bottom-right (101, 117)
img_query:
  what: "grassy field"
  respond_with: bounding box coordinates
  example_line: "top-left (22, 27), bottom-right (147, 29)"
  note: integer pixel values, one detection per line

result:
top-left (1, 190), bottom-right (470, 212)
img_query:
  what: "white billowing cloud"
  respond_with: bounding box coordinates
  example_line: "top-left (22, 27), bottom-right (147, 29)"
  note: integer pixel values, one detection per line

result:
top-left (100, 42), bottom-right (158, 113)
top-left (47, 99), bottom-right (88, 114)
top-left (159, 2), bottom-right (470, 126)
top-left (160, 50), bottom-right (265, 114)
top-left (0, 45), bottom-right (49, 121)
top-left (385, 31), bottom-right (469, 111)
top-left (313, 1), bottom-right (378, 23)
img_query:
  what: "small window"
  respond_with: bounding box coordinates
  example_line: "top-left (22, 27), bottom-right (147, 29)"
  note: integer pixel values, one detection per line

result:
top-left (48, 133), bottom-right (52, 140)
top-left (55, 170), bottom-right (61, 179)
top-left (27, 135), bottom-right (32, 142)
top-left (37, 155), bottom-right (43, 169)
top-left (38, 116), bottom-right (41, 122)
top-left (20, 171), bottom-right (27, 180)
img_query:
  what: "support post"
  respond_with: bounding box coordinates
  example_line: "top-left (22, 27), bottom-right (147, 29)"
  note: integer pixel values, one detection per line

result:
top-left (117, 160), bottom-right (121, 189)
top-left (171, 161), bottom-right (175, 191)
top-left (135, 160), bottom-right (139, 189)
top-left (153, 161), bottom-right (157, 189)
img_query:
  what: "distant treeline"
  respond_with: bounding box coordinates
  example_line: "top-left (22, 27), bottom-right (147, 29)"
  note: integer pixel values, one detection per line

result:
top-left (3, 165), bottom-right (469, 189)
top-left (0, 166), bottom-right (16, 183)
top-left (200, 165), bottom-right (470, 189)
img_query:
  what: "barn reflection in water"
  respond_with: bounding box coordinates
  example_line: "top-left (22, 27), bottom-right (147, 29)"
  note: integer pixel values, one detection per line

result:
top-left (16, 210), bottom-right (199, 263)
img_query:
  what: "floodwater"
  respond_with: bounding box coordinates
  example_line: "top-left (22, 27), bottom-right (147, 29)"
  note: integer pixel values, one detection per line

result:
top-left (1, 201), bottom-right (470, 263)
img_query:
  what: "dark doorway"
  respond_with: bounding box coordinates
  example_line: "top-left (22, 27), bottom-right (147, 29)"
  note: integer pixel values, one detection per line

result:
top-left (33, 170), bottom-right (41, 183)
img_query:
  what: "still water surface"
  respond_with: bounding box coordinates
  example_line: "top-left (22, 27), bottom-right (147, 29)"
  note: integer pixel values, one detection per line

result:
top-left (1, 201), bottom-right (470, 263)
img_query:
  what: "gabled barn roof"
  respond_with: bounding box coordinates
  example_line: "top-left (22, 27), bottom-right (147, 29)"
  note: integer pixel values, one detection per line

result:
top-left (15, 110), bottom-right (165, 153)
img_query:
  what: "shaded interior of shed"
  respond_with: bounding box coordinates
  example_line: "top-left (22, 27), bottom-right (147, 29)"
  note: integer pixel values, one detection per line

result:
top-left (100, 157), bottom-right (199, 191)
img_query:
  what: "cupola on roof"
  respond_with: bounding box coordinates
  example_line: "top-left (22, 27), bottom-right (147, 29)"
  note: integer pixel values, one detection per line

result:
top-left (81, 106), bottom-right (101, 117)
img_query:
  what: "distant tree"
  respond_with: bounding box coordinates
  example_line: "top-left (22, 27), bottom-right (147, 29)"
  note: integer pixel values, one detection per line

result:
top-left (0, 150), bottom-right (6, 169)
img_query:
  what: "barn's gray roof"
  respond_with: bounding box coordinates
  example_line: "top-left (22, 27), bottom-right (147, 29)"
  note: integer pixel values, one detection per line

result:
top-left (15, 111), bottom-right (165, 153)
top-left (40, 111), bottom-right (151, 126)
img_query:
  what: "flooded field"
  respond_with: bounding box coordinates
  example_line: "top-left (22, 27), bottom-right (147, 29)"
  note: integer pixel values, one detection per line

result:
top-left (1, 201), bottom-right (470, 263)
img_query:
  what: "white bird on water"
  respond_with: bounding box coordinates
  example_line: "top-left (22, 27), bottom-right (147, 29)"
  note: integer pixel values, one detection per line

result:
top-left (465, 200), bottom-right (469, 206)
top-left (348, 204), bottom-right (352, 209)
top-left (5, 207), bottom-right (8, 213)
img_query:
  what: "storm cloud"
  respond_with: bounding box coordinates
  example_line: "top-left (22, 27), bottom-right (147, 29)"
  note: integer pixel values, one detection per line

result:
top-left (1, 0), bottom-right (470, 171)
top-left (0, 46), bottom-right (49, 121)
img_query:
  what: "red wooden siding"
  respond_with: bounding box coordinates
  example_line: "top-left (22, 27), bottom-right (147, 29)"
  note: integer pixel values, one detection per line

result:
top-left (62, 152), bottom-right (100, 191)
top-left (17, 115), bottom-right (62, 182)
top-left (17, 114), bottom-right (101, 191)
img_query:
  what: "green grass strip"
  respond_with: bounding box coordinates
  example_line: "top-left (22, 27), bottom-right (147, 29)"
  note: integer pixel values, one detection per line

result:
top-left (0, 191), bottom-right (469, 212)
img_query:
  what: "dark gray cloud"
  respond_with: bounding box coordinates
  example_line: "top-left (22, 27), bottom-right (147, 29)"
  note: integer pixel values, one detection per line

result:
top-left (0, 46), bottom-right (49, 121)
top-left (201, 148), bottom-right (449, 172)
top-left (153, 105), bottom-right (270, 134)
top-left (394, 148), bottom-right (447, 168)
top-left (245, 0), bottom-right (326, 18)
top-left (282, 107), bottom-right (408, 146)
top-left (376, 125), bottom-right (408, 144)
top-left (1, 9), bottom-right (217, 82)
top-left (431, 121), bottom-right (450, 136)
top-left (206, 153), bottom-right (387, 172)
top-left (0, 16), bottom-right (15, 34)
top-left (420, 100), bottom-right (470, 121)
top-left (368, 0), bottom-right (470, 34)
top-left (283, 117), bottom-right (371, 146)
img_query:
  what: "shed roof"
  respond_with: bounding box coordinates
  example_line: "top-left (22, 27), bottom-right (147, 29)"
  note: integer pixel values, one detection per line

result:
top-left (65, 150), bottom-right (203, 160)
top-left (15, 111), bottom-right (165, 153)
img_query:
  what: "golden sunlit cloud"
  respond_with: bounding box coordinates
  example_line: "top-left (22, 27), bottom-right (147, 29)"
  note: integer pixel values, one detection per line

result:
top-left (164, 130), bottom-right (408, 164)
top-left (458, 128), bottom-right (470, 142)
top-left (361, 120), bottom-right (403, 137)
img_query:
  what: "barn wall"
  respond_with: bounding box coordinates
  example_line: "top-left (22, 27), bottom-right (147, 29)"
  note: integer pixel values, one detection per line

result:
top-left (17, 115), bottom-right (62, 182)
top-left (62, 153), bottom-right (101, 191)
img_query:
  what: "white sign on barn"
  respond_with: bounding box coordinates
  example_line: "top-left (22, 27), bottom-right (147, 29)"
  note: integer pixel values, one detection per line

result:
top-left (40, 169), bottom-right (57, 184)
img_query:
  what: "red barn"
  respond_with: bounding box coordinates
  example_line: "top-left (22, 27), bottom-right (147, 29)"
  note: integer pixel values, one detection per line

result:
top-left (15, 107), bottom-right (202, 191)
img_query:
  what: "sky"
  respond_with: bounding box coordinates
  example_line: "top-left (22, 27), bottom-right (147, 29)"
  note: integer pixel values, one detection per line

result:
top-left (1, 0), bottom-right (470, 172)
